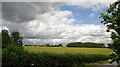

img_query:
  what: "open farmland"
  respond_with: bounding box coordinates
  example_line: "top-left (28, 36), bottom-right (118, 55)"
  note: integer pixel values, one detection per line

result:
top-left (24, 46), bottom-right (112, 55)
top-left (23, 46), bottom-right (112, 67)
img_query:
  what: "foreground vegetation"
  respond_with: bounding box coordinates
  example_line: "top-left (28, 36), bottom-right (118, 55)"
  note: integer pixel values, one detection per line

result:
top-left (3, 45), bottom-right (111, 67)
top-left (100, 1), bottom-right (120, 64)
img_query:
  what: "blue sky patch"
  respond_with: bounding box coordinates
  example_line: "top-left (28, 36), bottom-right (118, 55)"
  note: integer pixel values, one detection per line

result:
top-left (60, 5), bottom-right (108, 25)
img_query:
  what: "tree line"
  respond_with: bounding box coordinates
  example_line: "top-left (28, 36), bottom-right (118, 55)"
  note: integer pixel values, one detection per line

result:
top-left (67, 42), bottom-right (105, 48)
top-left (24, 44), bottom-right (63, 47)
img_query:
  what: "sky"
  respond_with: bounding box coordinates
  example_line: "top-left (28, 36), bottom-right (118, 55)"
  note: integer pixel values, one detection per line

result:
top-left (1, 0), bottom-right (118, 46)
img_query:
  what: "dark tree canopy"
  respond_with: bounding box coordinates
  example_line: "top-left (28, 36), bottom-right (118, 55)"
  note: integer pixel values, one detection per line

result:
top-left (2, 29), bottom-right (12, 48)
top-left (45, 44), bottom-right (50, 47)
top-left (100, 1), bottom-right (120, 64)
top-left (2, 29), bottom-right (23, 48)
top-left (67, 42), bottom-right (105, 48)
top-left (11, 32), bottom-right (23, 46)
top-left (58, 44), bottom-right (62, 47)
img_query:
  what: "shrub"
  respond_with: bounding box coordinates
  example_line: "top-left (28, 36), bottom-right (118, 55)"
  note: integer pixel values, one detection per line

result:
top-left (28, 52), bottom-right (110, 67)
top-left (2, 45), bottom-right (30, 67)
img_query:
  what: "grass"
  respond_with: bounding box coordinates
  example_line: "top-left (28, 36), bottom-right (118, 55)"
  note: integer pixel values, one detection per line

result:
top-left (81, 60), bottom-right (108, 67)
top-left (24, 46), bottom-right (112, 55)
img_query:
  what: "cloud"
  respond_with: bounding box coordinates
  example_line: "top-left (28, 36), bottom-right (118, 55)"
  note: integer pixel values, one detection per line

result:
top-left (2, 2), bottom-right (112, 45)
top-left (2, 1), bottom-right (117, 24)
top-left (0, 2), bottom-right (2, 29)
top-left (2, 0), bottom-right (117, 2)
top-left (78, 20), bottom-right (83, 23)
top-left (2, 10), bottom-right (111, 45)
top-left (66, 0), bottom-right (117, 11)
top-left (2, 2), bottom-right (63, 23)
top-left (2, 10), bottom-right (75, 40)
top-left (89, 13), bottom-right (95, 18)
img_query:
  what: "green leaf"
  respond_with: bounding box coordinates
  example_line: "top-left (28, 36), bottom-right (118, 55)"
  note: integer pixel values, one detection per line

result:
top-left (108, 59), bottom-right (113, 64)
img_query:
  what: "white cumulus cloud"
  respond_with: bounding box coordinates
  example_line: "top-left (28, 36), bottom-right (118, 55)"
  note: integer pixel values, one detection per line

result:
top-left (2, 10), bottom-right (111, 45)
top-left (66, 0), bottom-right (117, 11)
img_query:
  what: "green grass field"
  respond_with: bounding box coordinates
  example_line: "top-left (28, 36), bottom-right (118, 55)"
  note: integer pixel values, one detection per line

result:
top-left (24, 46), bottom-right (112, 55)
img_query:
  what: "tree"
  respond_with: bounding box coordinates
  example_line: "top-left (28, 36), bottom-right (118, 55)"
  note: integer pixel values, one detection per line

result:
top-left (58, 44), bottom-right (62, 47)
top-left (11, 32), bottom-right (23, 46)
top-left (2, 29), bottom-right (12, 48)
top-left (0, 33), bottom-right (1, 48)
top-left (45, 44), bottom-right (50, 47)
top-left (66, 42), bottom-right (105, 48)
top-left (1, 29), bottom-right (23, 47)
top-left (100, 1), bottom-right (120, 64)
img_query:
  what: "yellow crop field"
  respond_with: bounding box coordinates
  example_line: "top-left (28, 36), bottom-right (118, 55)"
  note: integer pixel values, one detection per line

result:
top-left (24, 46), bottom-right (112, 55)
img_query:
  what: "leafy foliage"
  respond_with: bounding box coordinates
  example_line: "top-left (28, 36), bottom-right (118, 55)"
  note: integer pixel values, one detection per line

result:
top-left (100, 1), bottom-right (120, 64)
top-left (2, 45), bottom-right (30, 67)
top-left (45, 44), bottom-right (50, 47)
top-left (2, 29), bottom-right (23, 48)
top-left (11, 32), bottom-right (23, 46)
top-left (2, 29), bottom-right (12, 48)
top-left (57, 44), bottom-right (62, 47)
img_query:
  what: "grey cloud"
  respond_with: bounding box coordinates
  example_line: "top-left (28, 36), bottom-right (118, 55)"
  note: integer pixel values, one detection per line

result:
top-left (90, 35), bottom-right (105, 36)
top-left (0, 2), bottom-right (1, 15)
top-left (2, 2), bottom-right (62, 23)
top-left (2, 2), bottom-right (37, 23)
top-left (24, 36), bottom-right (63, 39)
top-left (2, 2), bottom-right (112, 45)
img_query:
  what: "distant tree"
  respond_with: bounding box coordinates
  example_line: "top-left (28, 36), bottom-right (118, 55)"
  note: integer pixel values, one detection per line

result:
top-left (2, 29), bottom-right (12, 48)
top-left (11, 32), bottom-right (23, 46)
top-left (55, 45), bottom-right (58, 47)
top-left (0, 33), bottom-right (1, 48)
top-left (57, 44), bottom-right (62, 47)
top-left (45, 44), bottom-right (50, 47)
top-left (66, 42), bottom-right (104, 48)
top-left (100, 1), bottom-right (120, 64)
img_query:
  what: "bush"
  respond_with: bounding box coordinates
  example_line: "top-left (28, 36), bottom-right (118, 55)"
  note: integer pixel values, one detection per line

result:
top-left (28, 52), bottom-right (110, 67)
top-left (117, 63), bottom-right (120, 67)
top-left (2, 45), bottom-right (30, 67)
